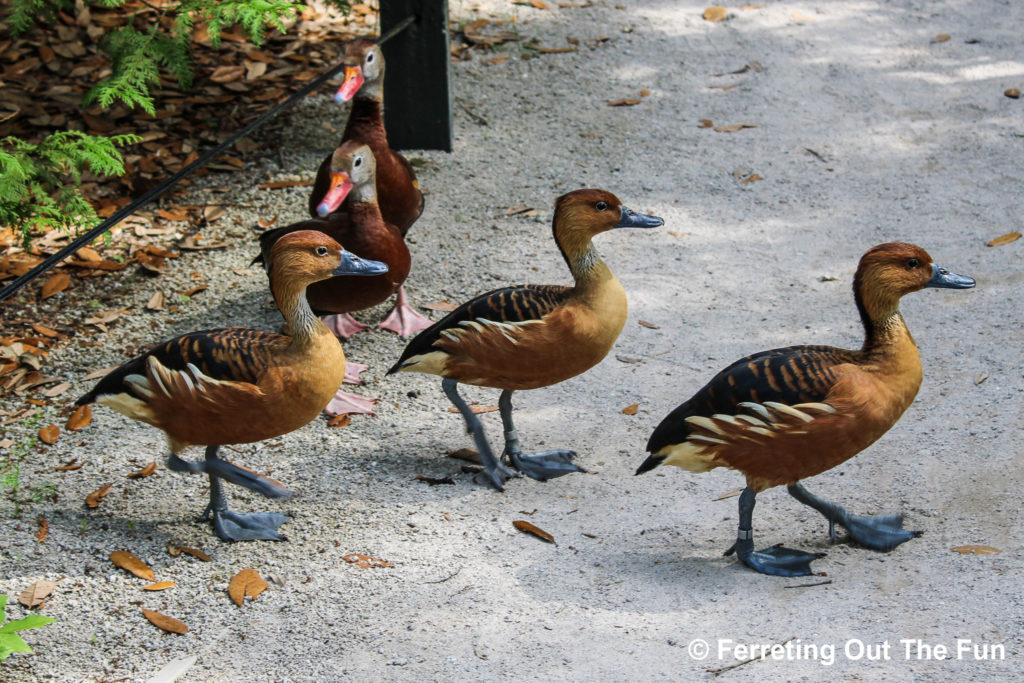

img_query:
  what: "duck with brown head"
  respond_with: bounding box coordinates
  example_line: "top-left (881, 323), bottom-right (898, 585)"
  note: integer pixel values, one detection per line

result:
top-left (78, 231), bottom-right (387, 541)
top-left (389, 189), bottom-right (664, 490)
top-left (636, 242), bottom-right (975, 576)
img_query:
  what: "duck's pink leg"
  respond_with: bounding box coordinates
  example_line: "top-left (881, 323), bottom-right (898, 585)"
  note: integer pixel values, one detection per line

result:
top-left (379, 286), bottom-right (434, 337)
top-left (325, 389), bottom-right (377, 416)
top-left (322, 313), bottom-right (367, 340)
top-left (343, 361), bottom-right (368, 385)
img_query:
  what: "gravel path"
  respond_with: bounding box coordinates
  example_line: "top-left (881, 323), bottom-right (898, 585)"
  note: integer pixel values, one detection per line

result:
top-left (2, 1), bottom-right (1022, 680)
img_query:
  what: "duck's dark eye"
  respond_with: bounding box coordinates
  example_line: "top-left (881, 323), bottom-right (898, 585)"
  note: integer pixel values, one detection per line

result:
top-left (315, 246), bottom-right (329, 256)
top-left (354, 156), bottom-right (362, 167)
top-left (907, 258), bottom-right (920, 269)
top-left (595, 201), bottom-right (608, 211)
top-left (366, 52), bottom-right (374, 63)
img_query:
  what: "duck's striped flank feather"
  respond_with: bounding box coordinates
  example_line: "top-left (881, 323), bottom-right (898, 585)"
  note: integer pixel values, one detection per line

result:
top-left (646, 344), bottom-right (856, 455)
top-left (387, 284), bottom-right (570, 373)
top-left (78, 329), bottom-right (287, 405)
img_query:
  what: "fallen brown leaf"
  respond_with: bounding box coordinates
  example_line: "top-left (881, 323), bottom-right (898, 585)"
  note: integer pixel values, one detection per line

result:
top-left (142, 608), bottom-right (188, 634)
top-left (638, 320), bottom-right (660, 329)
top-left (38, 424), bottom-right (59, 444)
top-left (714, 487), bottom-right (744, 500)
top-left (513, 520), bottom-right (556, 544)
top-left (987, 231), bottom-right (1021, 246)
top-left (43, 382), bottom-right (72, 398)
top-left (182, 285), bottom-right (208, 297)
top-left (156, 207), bottom-right (189, 222)
top-left (327, 413), bottom-right (351, 428)
top-left (258, 215), bottom-right (279, 229)
top-left (41, 272), bottom-right (70, 299)
top-left (127, 462), bottom-right (157, 478)
top-left (422, 300), bottom-right (458, 312)
top-left (84, 309), bottom-right (127, 326)
top-left (65, 405), bottom-right (92, 430)
top-left (622, 403), bottom-right (639, 415)
top-left (608, 98), bottom-right (642, 107)
top-left (18, 580), bottom-right (55, 608)
top-left (85, 483), bottom-right (111, 508)
top-left (446, 448), bottom-right (482, 464)
top-left (342, 553), bottom-right (393, 569)
top-left (55, 458), bottom-right (83, 471)
top-left (31, 323), bottom-right (59, 338)
top-left (146, 291), bottom-right (166, 311)
top-left (35, 516), bottom-right (48, 543)
top-left (741, 174), bottom-right (764, 184)
top-left (538, 47), bottom-right (577, 54)
top-left (714, 123), bottom-right (758, 132)
top-left (447, 404), bottom-right (499, 414)
top-left (82, 365), bottom-right (117, 381)
top-left (228, 568), bottom-right (270, 606)
top-left (698, 118), bottom-right (714, 128)
top-left (1006, 88), bottom-right (1021, 99)
top-left (415, 474), bottom-right (456, 485)
top-left (110, 550), bottom-right (156, 581)
top-left (930, 33), bottom-right (951, 43)
top-left (951, 545), bottom-right (1001, 555)
top-left (142, 581), bottom-right (177, 591)
top-left (703, 6), bottom-right (728, 22)
top-left (178, 546), bottom-right (212, 562)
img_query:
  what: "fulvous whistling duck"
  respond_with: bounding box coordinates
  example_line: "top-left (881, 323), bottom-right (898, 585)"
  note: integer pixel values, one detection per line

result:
top-left (259, 142), bottom-right (418, 415)
top-left (636, 242), bottom-right (974, 576)
top-left (389, 189), bottom-right (664, 490)
top-left (77, 231), bottom-right (387, 541)
top-left (308, 37), bottom-right (430, 337)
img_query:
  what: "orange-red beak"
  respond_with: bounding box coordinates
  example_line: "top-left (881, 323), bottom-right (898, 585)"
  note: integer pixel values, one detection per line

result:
top-left (316, 172), bottom-right (353, 217)
top-left (334, 66), bottom-right (364, 103)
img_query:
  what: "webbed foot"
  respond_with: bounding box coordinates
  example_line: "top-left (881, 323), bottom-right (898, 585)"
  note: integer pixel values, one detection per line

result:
top-left (473, 460), bottom-right (521, 491)
top-left (343, 361), bottom-right (368, 385)
top-left (841, 513), bottom-right (922, 551)
top-left (787, 483), bottom-right (921, 552)
top-left (379, 286), bottom-right (434, 337)
top-left (325, 389), bottom-right (377, 416)
top-left (322, 313), bottom-right (367, 339)
top-left (724, 538), bottom-right (824, 577)
top-left (201, 506), bottom-right (288, 542)
top-left (506, 449), bottom-right (586, 481)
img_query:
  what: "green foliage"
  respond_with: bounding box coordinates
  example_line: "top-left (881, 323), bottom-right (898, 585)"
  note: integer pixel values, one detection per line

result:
top-left (0, 413), bottom-right (41, 516)
top-left (0, 594), bottom-right (57, 662)
top-left (69, 0), bottom-right (303, 113)
top-left (5, 0), bottom-right (71, 34)
top-left (0, 132), bottom-right (140, 244)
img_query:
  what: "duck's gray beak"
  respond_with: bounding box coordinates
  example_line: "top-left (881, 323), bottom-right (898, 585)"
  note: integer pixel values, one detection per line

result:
top-left (926, 263), bottom-right (975, 289)
top-left (334, 250), bottom-right (388, 277)
top-left (616, 206), bottom-right (664, 229)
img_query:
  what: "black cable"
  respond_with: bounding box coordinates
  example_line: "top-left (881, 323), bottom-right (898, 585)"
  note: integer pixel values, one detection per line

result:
top-left (0, 15), bottom-right (415, 304)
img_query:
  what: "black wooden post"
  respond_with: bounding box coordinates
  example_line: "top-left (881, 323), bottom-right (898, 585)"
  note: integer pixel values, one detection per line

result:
top-left (379, 0), bottom-right (453, 151)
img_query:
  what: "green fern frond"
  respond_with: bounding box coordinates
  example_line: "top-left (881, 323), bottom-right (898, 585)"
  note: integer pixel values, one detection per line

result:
top-left (0, 132), bottom-right (138, 243)
top-left (84, 27), bottom-right (162, 114)
top-left (5, 0), bottom-right (72, 34)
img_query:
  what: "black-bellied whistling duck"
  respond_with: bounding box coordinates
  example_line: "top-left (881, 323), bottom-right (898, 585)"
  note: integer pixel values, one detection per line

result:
top-left (307, 37), bottom-right (430, 337)
top-left (77, 231), bottom-right (387, 541)
top-left (636, 242), bottom-right (974, 576)
top-left (259, 142), bottom-right (416, 415)
top-left (388, 189), bottom-right (664, 490)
